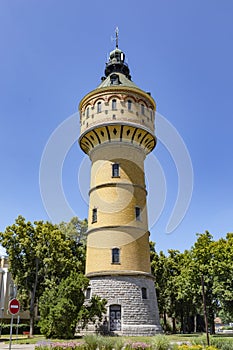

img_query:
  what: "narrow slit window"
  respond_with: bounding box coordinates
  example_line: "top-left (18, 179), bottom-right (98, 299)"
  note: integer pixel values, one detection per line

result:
top-left (86, 107), bottom-right (89, 118)
top-left (112, 99), bottom-right (117, 110)
top-left (92, 208), bottom-right (97, 223)
top-left (127, 100), bottom-right (132, 111)
top-left (97, 102), bottom-right (102, 113)
top-left (112, 248), bottom-right (120, 264)
top-left (150, 109), bottom-right (153, 121)
top-left (135, 207), bottom-right (141, 221)
top-left (112, 163), bottom-right (119, 177)
top-left (141, 287), bottom-right (147, 299)
top-left (141, 104), bottom-right (145, 115)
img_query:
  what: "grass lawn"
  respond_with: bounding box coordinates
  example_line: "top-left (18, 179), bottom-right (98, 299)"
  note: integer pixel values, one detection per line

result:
top-left (1, 335), bottom-right (46, 344)
top-left (1, 333), bottom-right (232, 345)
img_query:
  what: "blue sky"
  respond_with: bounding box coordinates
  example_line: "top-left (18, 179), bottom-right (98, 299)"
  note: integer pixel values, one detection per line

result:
top-left (1, 0), bottom-right (233, 253)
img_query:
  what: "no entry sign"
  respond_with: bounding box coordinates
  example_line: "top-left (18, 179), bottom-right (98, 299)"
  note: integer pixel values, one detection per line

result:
top-left (8, 298), bottom-right (20, 315)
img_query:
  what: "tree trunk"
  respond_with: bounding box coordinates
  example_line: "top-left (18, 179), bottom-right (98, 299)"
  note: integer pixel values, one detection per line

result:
top-left (194, 314), bottom-right (197, 333)
top-left (209, 310), bottom-right (215, 335)
top-left (163, 311), bottom-right (167, 331)
top-left (201, 276), bottom-right (210, 346)
top-left (172, 317), bottom-right (176, 333)
top-left (180, 307), bottom-right (184, 333)
top-left (29, 299), bottom-right (34, 338)
top-left (210, 319), bottom-right (215, 335)
top-left (29, 257), bottom-right (39, 337)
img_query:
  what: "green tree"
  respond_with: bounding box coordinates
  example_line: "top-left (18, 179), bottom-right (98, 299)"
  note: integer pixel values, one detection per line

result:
top-left (151, 244), bottom-right (185, 333)
top-left (77, 295), bottom-right (108, 330)
top-left (175, 249), bottom-right (201, 333)
top-left (211, 233), bottom-right (233, 319)
top-left (151, 244), bottom-right (200, 333)
top-left (151, 232), bottom-right (233, 334)
top-left (0, 216), bottom-right (86, 336)
top-left (190, 231), bottom-right (219, 334)
top-left (59, 216), bottom-right (88, 245)
top-left (165, 249), bottom-right (184, 333)
top-left (39, 271), bottom-right (106, 339)
top-left (218, 309), bottom-right (233, 324)
top-left (150, 245), bottom-right (169, 330)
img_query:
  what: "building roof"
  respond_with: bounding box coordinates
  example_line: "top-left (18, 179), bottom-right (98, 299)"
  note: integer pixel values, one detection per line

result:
top-left (97, 72), bottom-right (140, 89)
top-left (96, 46), bottom-right (145, 94)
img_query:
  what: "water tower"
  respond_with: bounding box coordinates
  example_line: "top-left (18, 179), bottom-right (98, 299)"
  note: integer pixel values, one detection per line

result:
top-left (79, 31), bottom-right (161, 335)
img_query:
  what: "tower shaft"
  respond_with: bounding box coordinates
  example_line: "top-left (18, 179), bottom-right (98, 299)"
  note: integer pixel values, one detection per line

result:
top-left (79, 43), bottom-right (161, 335)
top-left (87, 142), bottom-right (151, 276)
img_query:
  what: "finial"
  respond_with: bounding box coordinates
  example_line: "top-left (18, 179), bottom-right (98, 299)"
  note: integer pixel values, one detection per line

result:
top-left (115, 27), bottom-right (119, 48)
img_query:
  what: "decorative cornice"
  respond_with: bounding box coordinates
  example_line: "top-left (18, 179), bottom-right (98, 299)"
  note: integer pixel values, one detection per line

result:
top-left (86, 225), bottom-right (147, 236)
top-left (79, 123), bottom-right (156, 155)
top-left (79, 86), bottom-right (156, 111)
top-left (88, 182), bottom-right (147, 196)
top-left (86, 270), bottom-right (155, 280)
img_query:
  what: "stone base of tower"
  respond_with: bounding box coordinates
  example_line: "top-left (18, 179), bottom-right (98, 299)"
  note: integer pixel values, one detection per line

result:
top-left (78, 273), bottom-right (162, 336)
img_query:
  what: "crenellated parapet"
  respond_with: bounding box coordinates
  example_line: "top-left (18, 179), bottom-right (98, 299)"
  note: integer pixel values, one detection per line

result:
top-left (79, 83), bottom-right (156, 154)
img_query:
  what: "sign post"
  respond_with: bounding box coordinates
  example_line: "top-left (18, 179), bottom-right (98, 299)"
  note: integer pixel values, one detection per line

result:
top-left (8, 299), bottom-right (20, 350)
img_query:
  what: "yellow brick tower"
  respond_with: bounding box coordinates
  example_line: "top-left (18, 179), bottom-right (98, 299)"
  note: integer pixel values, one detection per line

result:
top-left (79, 31), bottom-right (161, 335)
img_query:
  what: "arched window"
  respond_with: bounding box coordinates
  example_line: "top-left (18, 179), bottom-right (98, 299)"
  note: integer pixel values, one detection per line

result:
top-left (127, 100), bottom-right (132, 111)
top-left (112, 248), bottom-right (120, 264)
top-left (112, 99), bottom-right (117, 110)
top-left (97, 101), bottom-right (102, 113)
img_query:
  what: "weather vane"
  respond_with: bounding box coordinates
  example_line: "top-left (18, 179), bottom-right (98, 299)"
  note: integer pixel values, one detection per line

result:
top-left (111, 27), bottom-right (119, 48)
top-left (115, 27), bottom-right (119, 48)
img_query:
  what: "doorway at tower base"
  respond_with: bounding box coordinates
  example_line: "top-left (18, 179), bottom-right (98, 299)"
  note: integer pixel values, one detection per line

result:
top-left (79, 274), bottom-right (162, 336)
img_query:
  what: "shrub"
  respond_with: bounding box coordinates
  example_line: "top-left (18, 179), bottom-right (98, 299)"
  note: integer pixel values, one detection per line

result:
top-left (113, 338), bottom-right (125, 350)
top-left (125, 342), bottom-right (151, 350)
top-left (51, 342), bottom-right (84, 349)
top-left (151, 335), bottom-right (170, 350)
top-left (96, 336), bottom-right (116, 350)
top-left (35, 347), bottom-right (51, 350)
top-left (210, 338), bottom-right (233, 350)
top-left (83, 334), bottom-right (99, 350)
top-left (0, 323), bottom-right (31, 335)
top-left (191, 336), bottom-right (207, 347)
top-left (177, 346), bottom-right (202, 350)
top-left (36, 343), bottom-right (85, 350)
top-left (222, 327), bottom-right (233, 331)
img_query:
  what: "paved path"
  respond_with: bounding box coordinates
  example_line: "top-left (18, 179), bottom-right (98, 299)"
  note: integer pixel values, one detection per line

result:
top-left (0, 344), bottom-right (35, 350)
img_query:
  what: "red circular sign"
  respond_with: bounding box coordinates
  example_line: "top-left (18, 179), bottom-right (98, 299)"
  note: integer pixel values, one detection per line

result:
top-left (8, 298), bottom-right (20, 315)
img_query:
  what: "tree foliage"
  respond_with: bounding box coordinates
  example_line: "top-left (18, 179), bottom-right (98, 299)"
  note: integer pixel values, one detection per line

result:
top-left (39, 271), bottom-right (107, 339)
top-left (2, 215), bottom-right (232, 337)
top-left (58, 217), bottom-right (88, 246)
top-left (0, 215), bottom-right (87, 336)
top-left (151, 231), bottom-right (233, 334)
